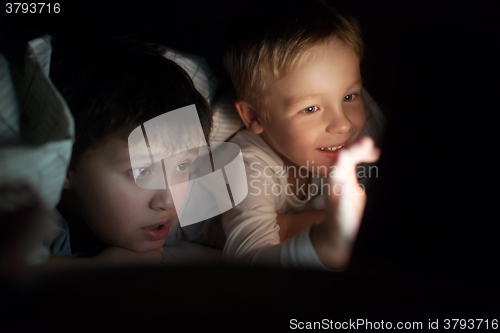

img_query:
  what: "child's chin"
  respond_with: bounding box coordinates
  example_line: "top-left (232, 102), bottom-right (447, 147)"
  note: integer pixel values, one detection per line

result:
top-left (306, 164), bottom-right (331, 177)
top-left (133, 241), bottom-right (164, 253)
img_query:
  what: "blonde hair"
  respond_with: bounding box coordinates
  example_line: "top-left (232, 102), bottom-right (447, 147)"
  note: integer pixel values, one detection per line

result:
top-left (223, 0), bottom-right (364, 118)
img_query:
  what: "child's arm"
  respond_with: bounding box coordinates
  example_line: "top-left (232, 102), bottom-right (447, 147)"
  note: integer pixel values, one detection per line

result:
top-left (277, 137), bottom-right (380, 267)
top-left (222, 136), bottom-right (379, 270)
top-left (276, 210), bottom-right (325, 242)
top-left (0, 184), bottom-right (164, 276)
top-left (35, 246), bottom-right (164, 271)
top-left (310, 136), bottom-right (380, 269)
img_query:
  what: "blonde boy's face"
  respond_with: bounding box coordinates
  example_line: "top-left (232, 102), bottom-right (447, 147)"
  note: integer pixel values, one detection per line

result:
top-left (67, 134), bottom-right (195, 252)
top-left (258, 37), bottom-right (365, 175)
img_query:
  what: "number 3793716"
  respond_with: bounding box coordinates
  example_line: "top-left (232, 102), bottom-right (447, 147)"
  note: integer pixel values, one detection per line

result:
top-left (444, 319), bottom-right (498, 330)
top-left (6, 3), bottom-right (60, 14)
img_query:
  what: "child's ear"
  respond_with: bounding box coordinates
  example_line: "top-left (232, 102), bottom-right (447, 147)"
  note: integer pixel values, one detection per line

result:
top-left (235, 101), bottom-right (264, 134)
top-left (63, 169), bottom-right (75, 189)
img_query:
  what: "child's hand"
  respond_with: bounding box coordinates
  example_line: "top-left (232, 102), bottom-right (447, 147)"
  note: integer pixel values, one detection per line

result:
top-left (29, 246), bottom-right (164, 273)
top-left (0, 182), bottom-right (55, 278)
top-left (310, 136), bottom-right (380, 269)
top-left (95, 246), bottom-right (164, 266)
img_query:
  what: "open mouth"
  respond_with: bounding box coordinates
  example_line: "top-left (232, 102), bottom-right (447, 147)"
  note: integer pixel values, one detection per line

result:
top-left (318, 143), bottom-right (345, 152)
top-left (141, 220), bottom-right (171, 241)
top-left (150, 224), bottom-right (165, 231)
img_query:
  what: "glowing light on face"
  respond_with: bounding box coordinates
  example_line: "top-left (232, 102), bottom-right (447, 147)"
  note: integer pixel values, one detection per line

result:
top-left (258, 37), bottom-right (366, 177)
top-left (128, 104), bottom-right (248, 227)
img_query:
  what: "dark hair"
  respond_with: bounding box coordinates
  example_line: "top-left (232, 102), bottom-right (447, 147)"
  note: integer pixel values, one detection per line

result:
top-left (50, 37), bottom-right (212, 170)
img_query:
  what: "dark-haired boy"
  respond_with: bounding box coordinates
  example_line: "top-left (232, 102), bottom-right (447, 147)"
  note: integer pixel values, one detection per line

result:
top-left (39, 38), bottom-right (217, 267)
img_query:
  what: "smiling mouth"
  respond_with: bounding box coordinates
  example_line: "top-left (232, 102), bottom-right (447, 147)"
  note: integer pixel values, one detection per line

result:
top-left (318, 144), bottom-right (345, 151)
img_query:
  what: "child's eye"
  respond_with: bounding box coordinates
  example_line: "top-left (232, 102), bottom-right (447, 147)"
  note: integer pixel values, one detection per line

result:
top-left (175, 162), bottom-right (190, 172)
top-left (301, 106), bottom-right (319, 114)
top-left (344, 94), bottom-right (357, 102)
top-left (133, 166), bottom-right (152, 178)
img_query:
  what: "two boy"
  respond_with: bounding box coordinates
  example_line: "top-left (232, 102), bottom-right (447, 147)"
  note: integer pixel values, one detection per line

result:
top-left (3, 0), bottom-right (379, 272)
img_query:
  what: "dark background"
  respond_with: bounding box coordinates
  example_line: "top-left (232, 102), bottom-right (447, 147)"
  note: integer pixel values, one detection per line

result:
top-left (1, 0), bottom-right (498, 330)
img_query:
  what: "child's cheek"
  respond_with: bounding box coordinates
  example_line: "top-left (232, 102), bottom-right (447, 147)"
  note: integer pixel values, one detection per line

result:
top-left (351, 105), bottom-right (366, 138)
top-left (169, 182), bottom-right (188, 218)
top-left (107, 181), bottom-right (146, 228)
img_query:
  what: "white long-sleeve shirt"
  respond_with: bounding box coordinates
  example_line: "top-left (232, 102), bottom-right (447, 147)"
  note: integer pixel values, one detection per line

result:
top-left (222, 129), bottom-right (330, 269)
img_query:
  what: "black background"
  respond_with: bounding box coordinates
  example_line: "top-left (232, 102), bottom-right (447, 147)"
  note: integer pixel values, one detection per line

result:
top-left (1, 0), bottom-right (499, 331)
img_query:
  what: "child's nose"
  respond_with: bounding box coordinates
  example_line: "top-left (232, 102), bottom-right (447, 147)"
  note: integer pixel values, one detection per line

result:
top-left (149, 186), bottom-right (176, 211)
top-left (325, 106), bottom-right (351, 134)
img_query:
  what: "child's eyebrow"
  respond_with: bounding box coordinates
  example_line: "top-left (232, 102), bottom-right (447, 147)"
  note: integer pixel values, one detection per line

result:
top-left (349, 78), bottom-right (363, 88)
top-left (285, 93), bottom-right (323, 108)
top-left (118, 147), bottom-right (200, 166)
top-left (285, 79), bottom-right (364, 108)
top-left (116, 155), bottom-right (151, 165)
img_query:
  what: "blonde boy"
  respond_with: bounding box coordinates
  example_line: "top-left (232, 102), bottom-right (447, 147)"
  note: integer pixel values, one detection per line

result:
top-left (222, 0), bottom-right (380, 270)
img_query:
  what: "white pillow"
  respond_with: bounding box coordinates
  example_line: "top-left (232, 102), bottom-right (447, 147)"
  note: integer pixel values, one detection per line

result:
top-left (158, 46), bottom-right (244, 143)
top-left (0, 35), bottom-right (74, 210)
top-left (0, 35), bottom-right (74, 264)
top-left (159, 46), bottom-right (218, 105)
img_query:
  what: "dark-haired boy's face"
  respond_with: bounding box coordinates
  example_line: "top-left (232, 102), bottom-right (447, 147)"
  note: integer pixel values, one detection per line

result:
top-left (65, 133), bottom-right (196, 252)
